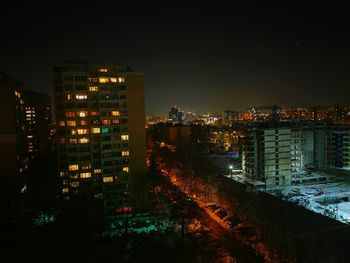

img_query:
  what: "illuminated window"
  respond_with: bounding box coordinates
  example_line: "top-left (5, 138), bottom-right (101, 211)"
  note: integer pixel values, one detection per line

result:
top-left (88, 77), bottom-right (98, 83)
top-left (70, 129), bottom-right (77, 135)
top-left (90, 111), bottom-right (99, 116)
top-left (103, 176), bottom-right (113, 183)
top-left (112, 119), bottom-right (120, 124)
top-left (110, 77), bottom-right (117, 83)
top-left (15, 90), bottom-right (22, 98)
top-left (111, 111), bottom-right (120, 117)
top-left (99, 77), bottom-right (108, 83)
top-left (62, 188), bottom-right (69, 193)
top-left (69, 164), bottom-right (79, 171)
top-left (80, 172), bottom-right (91, 178)
top-left (121, 135), bottom-right (129, 140)
top-left (94, 169), bottom-right (102, 174)
top-left (102, 119), bottom-right (110, 125)
top-left (89, 86), bottom-right (99, 92)
top-left (122, 151), bottom-right (129, 156)
top-left (58, 121), bottom-right (65, 126)
top-left (118, 77), bottom-right (125, 83)
top-left (81, 164), bottom-right (91, 170)
top-left (91, 128), bottom-right (100, 134)
top-left (76, 94), bottom-right (87, 100)
top-left (77, 129), bottom-right (88, 135)
top-left (69, 138), bottom-right (77, 144)
top-left (80, 120), bottom-right (88, 125)
top-left (78, 137), bottom-right (89, 144)
top-left (99, 68), bottom-right (108, 72)
top-left (66, 112), bottom-right (75, 117)
top-left (59, 171), bottom-right (67, 177)
top-left (123, 167), bottom-right (129, 173)
top-left (78, 111), bottom-right (88, 117)
top-left (102, 127), bottom-right (109, 133)
top-left (66, 121), bottom-right (76, 126)
top-left (67, 94), bottom-right (72, 100)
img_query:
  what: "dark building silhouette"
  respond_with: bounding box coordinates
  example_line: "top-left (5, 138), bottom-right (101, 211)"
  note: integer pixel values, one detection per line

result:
top-left (168, 105), bottom-right (185, 124)
top-left (0, 72), bottom-right (29, 182)
top-left (23, 91), bottom-right (52, 158)
top-left (149, 123), bottom-right (190, 146)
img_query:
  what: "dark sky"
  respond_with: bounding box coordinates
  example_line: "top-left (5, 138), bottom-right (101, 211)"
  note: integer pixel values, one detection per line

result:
top-left (1, 2), bottom-right (349, 115)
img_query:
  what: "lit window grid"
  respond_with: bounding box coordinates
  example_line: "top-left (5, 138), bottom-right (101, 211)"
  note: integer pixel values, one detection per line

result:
top-left (57, 74), bottom-right (132, 197)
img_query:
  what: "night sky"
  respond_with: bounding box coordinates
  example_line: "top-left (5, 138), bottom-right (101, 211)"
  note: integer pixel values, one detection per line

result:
top-left (1, 2), bottom-right (349, 115)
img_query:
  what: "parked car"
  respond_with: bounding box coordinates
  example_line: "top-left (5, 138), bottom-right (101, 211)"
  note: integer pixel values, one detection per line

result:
top-left (205, 203), bottom-right (221, 212)
top-left (214, 208), bottom-right (228, 219)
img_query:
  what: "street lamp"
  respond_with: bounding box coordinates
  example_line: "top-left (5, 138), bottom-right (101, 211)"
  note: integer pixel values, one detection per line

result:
top-left (229, 165), bottom-right (233, 179)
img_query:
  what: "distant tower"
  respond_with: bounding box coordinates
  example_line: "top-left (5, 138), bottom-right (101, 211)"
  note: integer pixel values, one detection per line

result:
top-left (169, 106), bottom-right (179, 123)
top-left (177, 110), bottom-right (185, 124)
top-left (272, 104), bottom-right (281, 122)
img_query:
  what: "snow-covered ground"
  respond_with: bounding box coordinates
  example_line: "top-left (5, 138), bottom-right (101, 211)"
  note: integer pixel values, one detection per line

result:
top-left (226, 171), bottom-right (350, 224)
top-left (208, 153), bottom-right (350, 224)
top-left (106, 212), bottom-right (175, 237)
top-left (32, 212), bottom-right (56, 226)
top-left (275, 180), bottom-right (350, 224)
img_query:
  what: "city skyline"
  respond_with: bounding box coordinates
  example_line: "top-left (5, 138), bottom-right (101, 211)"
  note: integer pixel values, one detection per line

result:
top-left (1, 2), bottom-right (350, 115)
top-left (3, 3), bottom-right (350, 262)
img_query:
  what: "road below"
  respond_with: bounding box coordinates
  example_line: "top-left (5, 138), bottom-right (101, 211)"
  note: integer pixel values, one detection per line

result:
top-left (162, 169), bottom-right (265, 263)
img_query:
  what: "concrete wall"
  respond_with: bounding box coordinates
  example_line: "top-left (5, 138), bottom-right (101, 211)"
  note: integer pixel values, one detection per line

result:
top-left (126, 73), bottom-right (147, 210)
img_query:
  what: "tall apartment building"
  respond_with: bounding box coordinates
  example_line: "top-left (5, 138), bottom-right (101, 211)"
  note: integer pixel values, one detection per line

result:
top-left (290, 126), bottom-right (318, 180)
top-left (242, 126), bottom-right (292, 188)
top-left (304, 125), bottom-right (350, 171)
top-left (53, 61), bottom-right (146, 215)
top-left (291, 128), bottom-right (303, 177)
top-left (168, 105), bottom-right (185, 124)
top-left (0, 72), bottom-right (29, 182)
top-left (23, 91), bottom-right (52, 158)
top-left (324, 126), bottom-right (350, 170)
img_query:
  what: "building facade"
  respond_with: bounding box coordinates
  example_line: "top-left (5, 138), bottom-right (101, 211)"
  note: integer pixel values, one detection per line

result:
top-left (0, 72), bottom-right (29, 181)
top-left (54, 61), bottom-right (146, 215)
top-left (306, 125), bottom-right (350, 171)
top-left (325, 126), bottom-right (350, 170)
top-left (23, 91), bottom-right (52, 158)
top-left (242, 127), bottom-right (292, 188)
